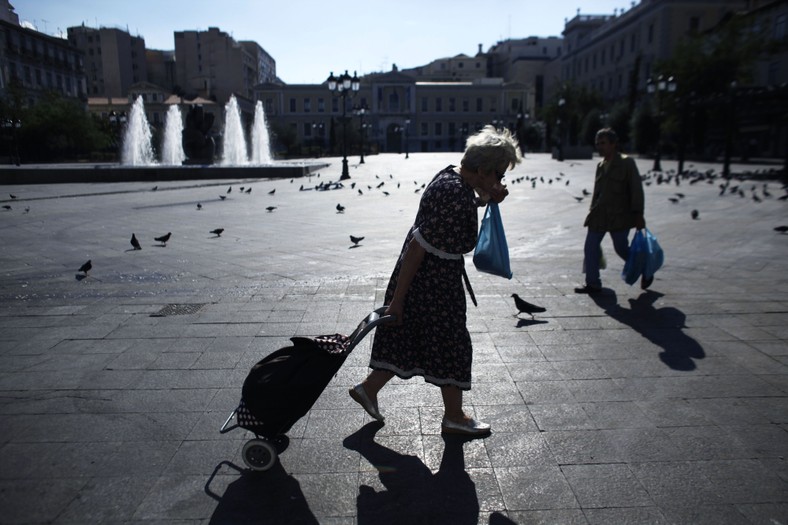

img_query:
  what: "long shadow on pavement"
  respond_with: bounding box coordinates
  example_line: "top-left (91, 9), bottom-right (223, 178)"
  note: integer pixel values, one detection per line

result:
top-left (205, 460), bottom-right (318, 524)
top-left (590, 289), bottom-right (705, 371)
top-left (344, 422), bottom-right (483, 525)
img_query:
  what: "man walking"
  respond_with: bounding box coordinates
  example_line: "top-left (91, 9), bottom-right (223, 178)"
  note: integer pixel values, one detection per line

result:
top-left (575, 128), bottom-right (649, 293)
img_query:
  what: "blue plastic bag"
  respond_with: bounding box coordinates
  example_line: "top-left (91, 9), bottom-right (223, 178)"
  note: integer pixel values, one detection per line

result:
top-left (473, 202), bottom-right (512, 279)
top-left (622, 228), bottom-right (664, 285)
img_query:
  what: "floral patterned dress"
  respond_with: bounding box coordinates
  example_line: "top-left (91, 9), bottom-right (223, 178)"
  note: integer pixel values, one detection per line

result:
top-left (370, 166), bottom-right (479, 390)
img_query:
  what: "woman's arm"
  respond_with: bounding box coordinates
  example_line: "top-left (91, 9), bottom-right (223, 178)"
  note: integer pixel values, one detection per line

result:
top-left (385, 237), bottom-right (426, 324)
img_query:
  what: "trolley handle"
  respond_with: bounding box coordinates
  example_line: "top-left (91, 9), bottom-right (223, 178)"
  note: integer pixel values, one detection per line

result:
top-left (345, 306), bottom-right (396, 352)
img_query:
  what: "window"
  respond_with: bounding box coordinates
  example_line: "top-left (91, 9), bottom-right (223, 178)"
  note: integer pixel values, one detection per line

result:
top-left (511, 98), bottom-right (518, 112)
top-left (317, 98), bottom-right (325, 112)
top-left (648, 23), bottom-right (654, 44)
top-left (449, 98), bottom-right (456, 111)
top-left (476, 98), bottom-right (482, 112)
top-left (304, 122), bottom-right (312, 136)
top-left (289, 98), bottom-right (296, 112)
top-left (421, 122), bottom-right (428, 136)
top-left (775, 14), bottom-right (786, 40)
top-left (388, 92), bottom-right (399, 111)
top-left (435, 98), bottom-right (442, 112)
top-left (462, 99), bottom-right (469, 112)
top-left (304, 98), bottom-right (311, 113)
top-left (435, 122), bottom-right (442, 136)
top-left (421, 97), bottom-right (428, 111)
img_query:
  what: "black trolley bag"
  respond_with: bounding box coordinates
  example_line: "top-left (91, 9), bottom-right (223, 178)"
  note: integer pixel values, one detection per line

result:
top-left (220, 307), bottom-right (393, 471)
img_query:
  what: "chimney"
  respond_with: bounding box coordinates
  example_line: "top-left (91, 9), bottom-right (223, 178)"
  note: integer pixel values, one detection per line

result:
top-left (478, 43), bottom-right (483, 55)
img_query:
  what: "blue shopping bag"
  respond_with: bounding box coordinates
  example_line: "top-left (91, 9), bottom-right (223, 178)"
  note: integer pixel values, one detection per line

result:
top-left (473, 202), bottom-right (512, 279)
top-left (622, 228), bottom-right (664, 285)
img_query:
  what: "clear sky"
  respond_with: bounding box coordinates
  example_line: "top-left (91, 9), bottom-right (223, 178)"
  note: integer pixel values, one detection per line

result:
top-left (15, 0), bottom-right (630, 84)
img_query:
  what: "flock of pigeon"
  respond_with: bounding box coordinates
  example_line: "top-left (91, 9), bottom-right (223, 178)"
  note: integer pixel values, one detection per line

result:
top-left (7, 160), bottom-right (786, 317)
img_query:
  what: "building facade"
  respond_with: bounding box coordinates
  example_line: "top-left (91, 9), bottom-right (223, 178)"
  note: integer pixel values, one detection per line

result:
top-left (256, 67), bottom-right (536, 155)
top-left (557, 0), bottom-right (751, 101)
top-left (174, 27), bottom-right (276, 113)
top-left (0, 1), bottom-right (86, 105)
top-left (67, 25), bottom-right (147, 98)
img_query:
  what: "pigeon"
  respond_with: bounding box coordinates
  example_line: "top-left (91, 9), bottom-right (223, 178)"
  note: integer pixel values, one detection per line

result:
top-left (227, 187), bottom-right (232, 193)
top-left (155, 232), bottom-right (171, 246)
top-left (130, 233), bottom-right (141, 250)
top-left (382, 191), bottom-right (390, 196)
top-left (9, 194), bottom-right (17, 199)
top-left (197, 203), bottom-right (202, 210)
top-left (774, 225), bottom-right (788, 234)
top-left (336, 203), bottom-right (345, 213)
top-left (245, 187), bottom-right (252, 194)
top-left (152, 186), bottom-right (158, 191)
top-left (210, 228), bottom-right (224, 237)
top-left (2, 205), bottom-right (10, 210)
top-left (268, 189), bottom-right (276, 195)
top-left (691, 210), bottom-right (699, 220)
top-left (78, 259), bottom-right (92, 275)
top-left (358, 189), bottom-right (363, 195)
top-left (573, 196), bottom-right (584, 203)
top-left (239, 187), bottom-right (244, 192)
top-left (511, 294), bottom-right (546, 319)
top-left (668, 197), bottom-right (679, 204)
top-left (350, 235), bottom-right (364, 246)
top-left (675, 192), bottom-right (685, 199)
top-left (24, 206), bottom-right (29, 213)
top-left (266, 206), bottom-right (277, 212)
top-left (219, 195), bottom-right (226, 200)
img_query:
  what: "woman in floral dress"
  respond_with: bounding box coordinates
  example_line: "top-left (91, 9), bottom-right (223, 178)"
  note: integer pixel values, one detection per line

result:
top-left (349, 126), bottom-right (522, 436)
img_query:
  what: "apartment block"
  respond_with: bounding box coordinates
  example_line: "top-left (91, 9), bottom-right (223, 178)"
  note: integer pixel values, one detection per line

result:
top-left (0, 0), bottom-right (86, 105)
top-left (67, 24), bottom-right (147, 98)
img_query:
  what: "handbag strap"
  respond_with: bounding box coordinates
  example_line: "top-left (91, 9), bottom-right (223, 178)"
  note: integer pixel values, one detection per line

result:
top-left (462, 259), bottom-right (478, 307)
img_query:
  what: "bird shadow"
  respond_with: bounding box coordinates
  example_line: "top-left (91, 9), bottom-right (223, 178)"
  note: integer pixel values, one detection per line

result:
top-left (590, 289), bottom-right (705, 371)
top-left (349, 245), bottom-right (362, 249)
top-left (151, 244), bottom-right (167, 248)
top-left (343, 421), bottom-right (483, 525)
top-left (123, 248), bottom-right (140, 253)
top-left (75, 274), bottom-right (87, 281)
top-left (205, 460), bottom-right (318, 524)
top-left (516, 318), bottom-right (548, 328)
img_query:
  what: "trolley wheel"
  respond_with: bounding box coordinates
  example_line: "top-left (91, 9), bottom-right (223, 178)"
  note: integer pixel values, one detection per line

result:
top-left (242, 439), bottom-right (277, 471)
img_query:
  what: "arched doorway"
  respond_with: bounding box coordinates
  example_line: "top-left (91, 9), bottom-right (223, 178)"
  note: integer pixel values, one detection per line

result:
top-left (385, 123), bottom-right (402, 153)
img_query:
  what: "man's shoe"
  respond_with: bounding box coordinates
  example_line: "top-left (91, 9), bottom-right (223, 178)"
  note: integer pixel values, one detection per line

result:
top-left (349, 384), bottom-right (384, 422)
top-left (441, 416), bottom-right (491, 436)
top-left (574, 284), bottom-right (602, 294)
top-left (641, 275), bottom-right (654, 290)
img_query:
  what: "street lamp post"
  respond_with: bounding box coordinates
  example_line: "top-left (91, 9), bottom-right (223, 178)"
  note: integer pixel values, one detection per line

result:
top-left (327, 70), bottom-right (359, 180)
top-left (557, 97), bottom-right (566, 161)
top-left (404, 119), bottom-right (410, 159)
top-left (723, 80), bottom-right (738, 178)
top-left (646, 75), bottom-right (677, 172)
top-left (354, 104), bottom-right (367, 164)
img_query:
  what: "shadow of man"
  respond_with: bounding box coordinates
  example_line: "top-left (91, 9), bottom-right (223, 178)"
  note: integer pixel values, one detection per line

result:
top-left (205, 460), bottom-right (318, 525)
top-left (344, 422), bottom-right (481, 525)
top-left (590, 289), bottom-right (705, 371)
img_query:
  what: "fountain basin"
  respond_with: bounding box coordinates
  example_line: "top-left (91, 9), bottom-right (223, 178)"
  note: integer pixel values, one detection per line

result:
top-left (0, 161), bottom-right (330, 185)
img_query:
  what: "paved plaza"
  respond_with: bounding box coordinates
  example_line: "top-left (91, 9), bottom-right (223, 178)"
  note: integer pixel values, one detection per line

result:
top-left (0, 151), bottom-right (786, 524)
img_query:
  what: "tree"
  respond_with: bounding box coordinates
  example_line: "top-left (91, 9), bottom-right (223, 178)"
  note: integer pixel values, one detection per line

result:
top-left (15, 91), bottom-right (108, 162)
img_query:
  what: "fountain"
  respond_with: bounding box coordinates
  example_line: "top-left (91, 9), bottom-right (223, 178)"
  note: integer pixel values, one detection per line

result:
top-left (121, 96), bottom-right (155, 165)
top-left (1, 94), bottom-right (327, 184)
top-left (250, 100), bottom-right (272, 165)
top-left (161, 105), bottom-right (185, 165)
top-left (220, 95), bottom-right (248, 166)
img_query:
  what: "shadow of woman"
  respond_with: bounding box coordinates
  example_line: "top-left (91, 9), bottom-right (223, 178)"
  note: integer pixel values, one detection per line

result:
top-left (590, 289), bottom-right (705, 371)
top-left (344, 422), bottom-right (481, 525)
top-left (205, 460), bottom-right (318, 525)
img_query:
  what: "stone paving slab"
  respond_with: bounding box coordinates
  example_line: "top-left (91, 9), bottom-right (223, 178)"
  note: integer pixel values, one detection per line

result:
top-left (0, 152), bottom-right (786, 524)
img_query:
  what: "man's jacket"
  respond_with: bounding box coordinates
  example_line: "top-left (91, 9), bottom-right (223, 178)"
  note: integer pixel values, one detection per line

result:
top-left (584, 153), bottom-right (644, 231)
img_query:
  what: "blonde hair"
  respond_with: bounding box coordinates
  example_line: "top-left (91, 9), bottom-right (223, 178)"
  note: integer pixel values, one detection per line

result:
top-left (461, 125), bottom-right (522, 174)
